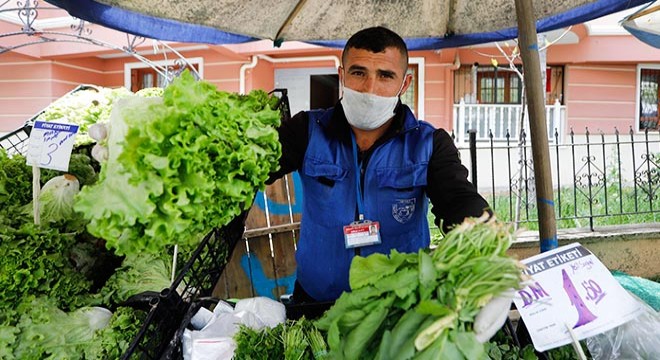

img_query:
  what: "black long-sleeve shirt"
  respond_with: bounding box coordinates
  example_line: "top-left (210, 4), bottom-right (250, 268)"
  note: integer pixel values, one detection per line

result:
top-left (268, 102), bottom-right (491, 232)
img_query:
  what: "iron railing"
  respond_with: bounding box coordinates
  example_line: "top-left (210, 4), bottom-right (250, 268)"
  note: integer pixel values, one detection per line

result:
top-left (457, 127), bottom-right (660, 230)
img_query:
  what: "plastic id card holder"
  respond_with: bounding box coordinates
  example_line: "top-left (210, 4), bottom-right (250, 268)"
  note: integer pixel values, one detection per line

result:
top-left (343, 220), bottom-right (382, 249)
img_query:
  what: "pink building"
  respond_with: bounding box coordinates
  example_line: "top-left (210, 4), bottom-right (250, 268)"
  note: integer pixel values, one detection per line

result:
top-left (1, 7), bottom-right (659, 141)
top-left (2, 5), bottom-right (658, 300)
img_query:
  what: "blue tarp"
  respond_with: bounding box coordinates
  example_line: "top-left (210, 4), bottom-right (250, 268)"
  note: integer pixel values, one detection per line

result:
top-left (622, 1), bottom-right (660, 48)
top-left (46, 0), bottom-right (652, 49)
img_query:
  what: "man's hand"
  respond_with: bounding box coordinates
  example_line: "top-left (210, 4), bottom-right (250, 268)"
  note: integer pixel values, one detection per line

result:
top-left (474, 290), bottom-right (514, 343)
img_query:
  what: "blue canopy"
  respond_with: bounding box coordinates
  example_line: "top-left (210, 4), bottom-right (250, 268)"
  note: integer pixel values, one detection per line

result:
top-left (46, 0), bottom-right (652, 50)
top-left (622, 1), bottom-right (660, 48)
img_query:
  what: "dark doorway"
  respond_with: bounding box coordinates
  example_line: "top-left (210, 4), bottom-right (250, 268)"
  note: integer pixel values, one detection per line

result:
top-left (310, 74), bottom-right (339, 110)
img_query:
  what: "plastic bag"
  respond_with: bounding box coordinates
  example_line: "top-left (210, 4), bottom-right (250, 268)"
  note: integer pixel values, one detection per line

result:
top-left (586, 298), bottom-right (660, 360)
top-left (182, 297), bottom-right (286, 360)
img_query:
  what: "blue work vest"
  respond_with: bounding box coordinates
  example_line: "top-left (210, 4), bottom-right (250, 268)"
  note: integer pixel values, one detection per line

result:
top-left (296, 106), bottom-right (435, 301)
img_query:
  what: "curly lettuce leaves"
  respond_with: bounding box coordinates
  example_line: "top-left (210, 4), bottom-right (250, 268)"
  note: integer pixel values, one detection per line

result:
top-left (83, 306), bottom-right (145, 359)
top-left (0, 149), bottom-right (33, 208)
top-left (75, 72), bottom-right (281, 255)
top-left (35, 85), bottom-right (165, 146)
top-left (0, 222), bottom-right (92, 315)
top-left (98, 253), bottom-right (172, 306)
top-left (36, 87), bottom-right (133, 146)
top-left (6, 297), bottom-right (142, 360)
top-left (74, 96), bottom-right (162, 255)
top-left (42, 153), bottom-right (99, 187)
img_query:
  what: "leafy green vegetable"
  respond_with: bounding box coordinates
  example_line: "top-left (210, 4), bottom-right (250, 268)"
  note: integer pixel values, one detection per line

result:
top-left (135, 86), bottom-right (164, 98)
top-left (98, 253), bottom-right (172, 306)
top-left (0, 222), bottom-right (91, 315)
top-left (234, 317), bottom-right (327, 360)
top-left (0, 149), bottom-right (33, 208)
top-left (4, 297), bottom-right (144, 359)
top-left (83, 306), bottom-right (146, 359)
top-left (307, 325), bottom-right (330, 360)
top-left (234, 323), bottom-right (286, 359)
top-left (75, 71), bottom-right (282, 255)
top-left (0, 325), bottom-right (18, 360)
top-left (36, 86), bottom-right (133, 146)
top-left (12, 297), bottom-right (111, 359)
top-left (42, 153), bottom-right (99, 187)
top-left (284, 321), bottom-right (309, 360)
top-left (29, 174), bottom-right (80, 224)
top-left (315, 216), bottom-right (525, 360)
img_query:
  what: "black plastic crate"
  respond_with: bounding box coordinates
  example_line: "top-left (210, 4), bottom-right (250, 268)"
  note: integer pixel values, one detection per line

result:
top-left (121, 212), bottom-right (248, 360)
top-left (0, 123), bottom-right (32, 157)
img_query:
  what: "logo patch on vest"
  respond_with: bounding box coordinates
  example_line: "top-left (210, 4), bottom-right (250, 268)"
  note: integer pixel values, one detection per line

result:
top-left (392, 198), bottom-right (416, 224)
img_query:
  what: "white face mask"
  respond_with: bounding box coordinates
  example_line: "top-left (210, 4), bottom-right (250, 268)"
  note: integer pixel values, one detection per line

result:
top-left (341, 81), bottom-right (404, 131)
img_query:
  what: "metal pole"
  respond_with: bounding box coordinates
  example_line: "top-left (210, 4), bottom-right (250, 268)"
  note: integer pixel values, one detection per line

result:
top-left (469, 129), bottom-right (478, 189)
top-left (515, 0), bottom-right (557, 252)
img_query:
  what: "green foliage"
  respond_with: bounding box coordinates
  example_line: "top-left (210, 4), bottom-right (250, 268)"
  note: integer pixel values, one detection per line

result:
top-left (0, 222), bottom-right (92, 317)
top-left (234, 317), bottom-right (327, 360)
top-left (97, 253), bottom-right (172, 306)
top-left (83, 306), bottom-right (146, 359)
top-left (486, 149), bottom-right (660, 230)
top-left (3, 297), bottom-right (144, 359)
top-left (75, 71), bottom-right (282, 255)
top-left (0, 149), bottom-right (33, 207)
top-left (315, 217), bottom-right (524, 360)
top-left (36, 86), bottom-right (133, 145)
top-left (42, 153), bottom-right (99, 186)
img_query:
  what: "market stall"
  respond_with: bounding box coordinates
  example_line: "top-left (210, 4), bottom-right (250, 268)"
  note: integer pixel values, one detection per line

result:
top-left (1, 0), bottom-right (659, 359)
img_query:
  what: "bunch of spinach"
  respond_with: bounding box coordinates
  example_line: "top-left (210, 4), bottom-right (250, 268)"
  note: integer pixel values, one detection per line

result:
top-left (314, 215), bottom-right (525, 360)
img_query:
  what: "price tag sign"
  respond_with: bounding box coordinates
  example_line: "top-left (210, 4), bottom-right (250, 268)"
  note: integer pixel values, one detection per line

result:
top-left (26, 121), bottom-right (79, 172)
top-left (513, 242), bottom-right (645, 352)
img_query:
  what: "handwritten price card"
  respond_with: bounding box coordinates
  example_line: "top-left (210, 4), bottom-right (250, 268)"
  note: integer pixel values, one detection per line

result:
top-left (26, 121), bottom-right (79, 171)
top-left (513, 242), bottom-right (645, 352)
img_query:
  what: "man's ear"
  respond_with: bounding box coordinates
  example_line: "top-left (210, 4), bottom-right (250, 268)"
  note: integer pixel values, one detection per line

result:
top-left (400, 72), bottom-right (413, 95)
top-left (338, 66), bottom-right (345, 97)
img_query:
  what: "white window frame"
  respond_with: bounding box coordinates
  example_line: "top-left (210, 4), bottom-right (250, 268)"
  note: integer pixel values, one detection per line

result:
top-left (124, 57), bottom-right (204, 89)
top-left (409, 57), bottom-right (425, 120)
top-left (635, 63), bottom-right (660, 132)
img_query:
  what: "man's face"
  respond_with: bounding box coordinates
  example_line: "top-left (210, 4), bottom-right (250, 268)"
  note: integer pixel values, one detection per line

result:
top-left (339, 47), bottom-right (412, 98)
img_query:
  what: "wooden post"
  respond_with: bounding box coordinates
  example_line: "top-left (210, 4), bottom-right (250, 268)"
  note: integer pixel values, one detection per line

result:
top-left (515, 0), bottom-right (558, 252)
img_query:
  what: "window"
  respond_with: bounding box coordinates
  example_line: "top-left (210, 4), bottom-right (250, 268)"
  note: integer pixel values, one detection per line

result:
top-left (124, 58), bottom-right (203, 91)
top-left (454, 65), bottom-right (564, 105)
top-left (477, 67), bottom-right (522, 104)
top-left (637, 65), bottom-right (660, 130)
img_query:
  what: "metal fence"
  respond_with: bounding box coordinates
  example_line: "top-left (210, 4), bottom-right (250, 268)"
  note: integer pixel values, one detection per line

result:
top-left (457, 127), bottom-right (660, 230)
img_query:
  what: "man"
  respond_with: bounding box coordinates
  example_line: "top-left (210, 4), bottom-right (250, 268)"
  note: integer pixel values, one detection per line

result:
top-left (268, 26), bottom-right (490, 303)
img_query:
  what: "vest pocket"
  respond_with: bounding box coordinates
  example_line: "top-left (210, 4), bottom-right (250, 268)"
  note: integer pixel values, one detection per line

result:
top-left (302, 160), bottom-right (352, 226)
top-left (375, 164), bottom-right (427, 230)
top-left (375, 163), bottom-right (428, 189)
top-left (303, 160), bottom-right (348, 182)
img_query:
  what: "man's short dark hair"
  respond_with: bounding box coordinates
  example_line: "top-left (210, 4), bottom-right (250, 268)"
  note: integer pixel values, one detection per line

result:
top-left (342, 26), bottom-right (409, 70)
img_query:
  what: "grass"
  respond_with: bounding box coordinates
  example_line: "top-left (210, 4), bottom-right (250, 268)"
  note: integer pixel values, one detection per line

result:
top-left (488, 184), bottom-right (660, 230)
top-left (428, 184), bottom-right (660, 234)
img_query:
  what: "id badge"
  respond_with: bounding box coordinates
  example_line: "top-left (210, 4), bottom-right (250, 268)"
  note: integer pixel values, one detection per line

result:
top-left (343, 220), bottom-right (381, 249)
